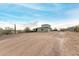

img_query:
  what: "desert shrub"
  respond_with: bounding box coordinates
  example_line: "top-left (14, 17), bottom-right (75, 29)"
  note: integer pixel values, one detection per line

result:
top-left (60, 28), bottom-right (69, 31)
top-left (53, 28), bottom-right (58, 31)
top-left (0, 28), bottom-right (4, 35)
top-left (66, 27), bottom-right (75, 32)
top-left (23, 27), bottom-right (32, 33)
top-left (3, 27), bottom-right (13, 35)
top-left (74, 26), bottom-right (79, 32)
top-left (17, 30), bottom-right (23, 33)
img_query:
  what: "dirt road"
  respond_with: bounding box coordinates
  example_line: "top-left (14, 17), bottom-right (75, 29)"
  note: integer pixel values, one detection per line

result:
top-left (0, 32), bottom-right (79, 56)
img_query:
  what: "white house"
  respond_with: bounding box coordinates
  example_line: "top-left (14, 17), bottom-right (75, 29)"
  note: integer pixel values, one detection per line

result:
top-left (33, 24), bottom-right (52, 32)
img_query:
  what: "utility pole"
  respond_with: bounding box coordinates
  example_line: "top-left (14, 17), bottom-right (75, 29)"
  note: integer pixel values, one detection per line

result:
top-left (14, 24), bottom-right (16, 34)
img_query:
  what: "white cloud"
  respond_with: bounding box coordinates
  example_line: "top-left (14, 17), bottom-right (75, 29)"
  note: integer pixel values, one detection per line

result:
top-left (50, 19), bottom-right (79, 29)
top-left (0, 19), bottom-right (79, 30)
top-left (33, 14), bottom-right (42, 17)
top-left (16, 3), bottom-right (59, 11)
top-left (16, 4), bottom-right (45, 11)
top-left (49, 8), bottom-right (79, 29)
top-left (36, 18), bottom-right (79, 29)
top-left (0, 5), bottom-right (79, 30)
top-left (0, 21), bottom-right (38, 30)
top-left (65, 8), bottom-right (79, 19)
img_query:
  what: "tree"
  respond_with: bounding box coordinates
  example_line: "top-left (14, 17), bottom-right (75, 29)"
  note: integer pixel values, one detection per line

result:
top-left (23, 27), bottom-right (32, 33)
top-left (74, 26), bottom-right (79, 32)
top-left (53, 28), bottom-right (58, 31)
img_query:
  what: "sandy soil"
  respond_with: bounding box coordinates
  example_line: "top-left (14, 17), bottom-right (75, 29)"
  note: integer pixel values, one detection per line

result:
top-left (0, 32), bottom-right (79, 56)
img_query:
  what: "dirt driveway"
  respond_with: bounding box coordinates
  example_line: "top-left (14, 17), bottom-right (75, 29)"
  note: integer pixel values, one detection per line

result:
top-left (0, 32), bottom-right (79, 56)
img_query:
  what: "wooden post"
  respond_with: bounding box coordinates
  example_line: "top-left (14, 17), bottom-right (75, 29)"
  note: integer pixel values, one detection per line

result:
top-left (14, 24), bottom-right (16, 34)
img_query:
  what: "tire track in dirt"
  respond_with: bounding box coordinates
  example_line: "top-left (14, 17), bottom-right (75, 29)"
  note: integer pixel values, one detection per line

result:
top-left (55, 32), bottom-right (68, 56)
top-left (0, 32), bottom-right (68, 56)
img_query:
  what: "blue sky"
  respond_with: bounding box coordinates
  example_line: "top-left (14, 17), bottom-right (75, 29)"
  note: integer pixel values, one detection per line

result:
top-left (0, 3), bottom-right (79, 29)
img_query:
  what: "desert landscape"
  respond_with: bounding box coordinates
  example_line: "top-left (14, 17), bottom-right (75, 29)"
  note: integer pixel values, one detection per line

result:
top-left (0, 32), bottom-right (79, 56)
